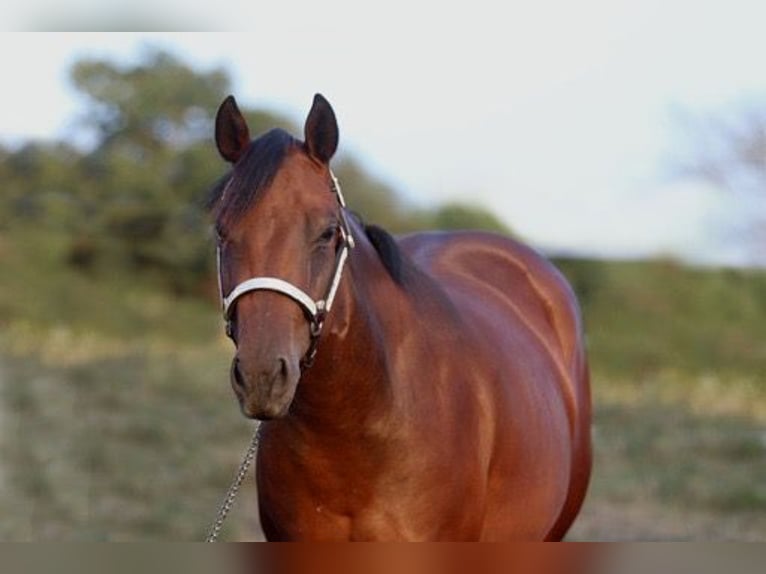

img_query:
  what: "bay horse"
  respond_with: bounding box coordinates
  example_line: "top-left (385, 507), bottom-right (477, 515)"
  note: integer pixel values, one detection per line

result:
top-left (208, 93), bottom-right (591, 541)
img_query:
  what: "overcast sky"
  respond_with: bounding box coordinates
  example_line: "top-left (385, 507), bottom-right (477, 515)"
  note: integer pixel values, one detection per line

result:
top-left (2, 3), bottom-right (766, 266)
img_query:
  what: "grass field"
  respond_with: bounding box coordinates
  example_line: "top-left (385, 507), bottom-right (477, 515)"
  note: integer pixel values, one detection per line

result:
top-left (571, 377), bottom-right (766, 541)
top-left (0, 334), bottom-right (263, 541)
top-left (0, 232), bottom-right (764, 540)
top-left (1, 333), bottom-right (764, 541)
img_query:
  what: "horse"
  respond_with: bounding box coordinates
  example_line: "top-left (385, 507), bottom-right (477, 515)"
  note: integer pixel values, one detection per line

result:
top-left (207, 93), bottom-right (592, 541)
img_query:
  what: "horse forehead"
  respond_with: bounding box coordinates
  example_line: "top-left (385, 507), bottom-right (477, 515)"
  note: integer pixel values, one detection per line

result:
top-left (274, 151), bottom-right (328, 200)
top-left (253, 153), bottom-right (329, 216)
top-left (231, 153), bottom-right (330, 242)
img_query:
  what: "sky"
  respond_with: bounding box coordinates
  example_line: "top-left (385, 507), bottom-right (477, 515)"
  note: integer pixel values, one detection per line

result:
top-left (2, 2), bottom-right (766, 266)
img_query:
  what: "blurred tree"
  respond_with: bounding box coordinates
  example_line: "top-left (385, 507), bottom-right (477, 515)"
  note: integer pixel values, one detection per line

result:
top-left (674, 100), bottom-right (766, 261)
top-left (428, 202), bottom-right (512, 235)
top-left (71, 50), bottom-right (230, 154)
top-left (675, 102), bottom-right (766, 194)
top-left (0, 47), bottom-right (517, 299)
top-left (1, 142), bottom-right (83, 227)
top-left (63, 49), bottom-right (313, 294)
top-left (332, 156), bottom-right (410, 231)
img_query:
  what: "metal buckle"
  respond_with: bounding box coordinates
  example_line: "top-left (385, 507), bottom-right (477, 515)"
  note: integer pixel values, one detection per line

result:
top-left (310, 308), bottom-right (326, 338)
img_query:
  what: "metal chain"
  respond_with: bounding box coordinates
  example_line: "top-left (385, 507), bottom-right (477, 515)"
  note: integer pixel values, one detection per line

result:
top-left (205, 424), bottom-right (261, 542)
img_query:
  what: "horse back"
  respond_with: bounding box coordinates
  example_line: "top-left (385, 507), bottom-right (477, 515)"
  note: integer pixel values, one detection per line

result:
top-left (399, 230), bottom-right (585, 384)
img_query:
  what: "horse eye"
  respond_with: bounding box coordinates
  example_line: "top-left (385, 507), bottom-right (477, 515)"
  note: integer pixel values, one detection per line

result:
top-left (318, 226), bottom-right (337, 244)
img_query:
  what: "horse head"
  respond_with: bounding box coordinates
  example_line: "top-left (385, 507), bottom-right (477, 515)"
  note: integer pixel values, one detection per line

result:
top-left (211, 94), bottom-right (350, 420)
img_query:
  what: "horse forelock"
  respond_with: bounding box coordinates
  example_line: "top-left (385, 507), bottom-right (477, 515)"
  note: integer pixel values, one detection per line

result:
top-left (207, 128), bottom-right (298, 227)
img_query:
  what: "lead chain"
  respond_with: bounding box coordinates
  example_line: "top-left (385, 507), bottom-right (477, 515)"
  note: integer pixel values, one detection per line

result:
top-left (205, 424), bottom-right (261, 542)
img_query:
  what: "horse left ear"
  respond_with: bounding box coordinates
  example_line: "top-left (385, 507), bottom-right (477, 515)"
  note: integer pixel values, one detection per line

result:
top-left (304, 93), bottom-right (339, 164)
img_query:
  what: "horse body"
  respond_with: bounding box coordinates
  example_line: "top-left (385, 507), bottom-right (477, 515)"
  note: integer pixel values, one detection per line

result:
top-left (256, 222), bottom-right (590, 541)
top-left (210, 93), bottom-right (591, 541)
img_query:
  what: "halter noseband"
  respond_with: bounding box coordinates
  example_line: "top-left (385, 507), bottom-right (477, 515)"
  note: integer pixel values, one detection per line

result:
top-left (216, 171), bottom-right (355, 369)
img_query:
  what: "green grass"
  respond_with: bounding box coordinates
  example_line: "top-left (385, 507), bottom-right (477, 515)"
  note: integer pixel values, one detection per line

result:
top-left (569, 377), bottom-right (766, 541)
top-left (0, 346), bottom-right (260, 541)
top-left (554, 257), bottom-right (766, 378)
top-left (0, 227), bottom-right (219, 344)
top-left (592, 397), bottom-right (766, 512)
top-left (2, 346), bottom-right (764, 541)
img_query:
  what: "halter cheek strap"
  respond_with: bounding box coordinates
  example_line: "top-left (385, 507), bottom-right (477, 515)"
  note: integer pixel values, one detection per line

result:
top-left (217, 170), bottom-right (354, 369)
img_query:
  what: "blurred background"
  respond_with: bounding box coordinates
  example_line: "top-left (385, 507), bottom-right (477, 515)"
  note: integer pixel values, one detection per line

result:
top-left (0, 17), bottom-right (764, 540)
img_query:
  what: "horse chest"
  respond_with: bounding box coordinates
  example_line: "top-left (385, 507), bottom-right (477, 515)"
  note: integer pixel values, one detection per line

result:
top-left (256, 431), bottom-right (486, 541)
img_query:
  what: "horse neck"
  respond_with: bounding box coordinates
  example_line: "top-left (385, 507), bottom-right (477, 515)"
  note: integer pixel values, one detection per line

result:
top-left (287, 221), bottom-right (406, 434)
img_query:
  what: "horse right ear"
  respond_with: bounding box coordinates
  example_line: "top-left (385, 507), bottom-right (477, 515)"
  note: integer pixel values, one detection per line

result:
top-left (215, 95), bottom-right (251, 163)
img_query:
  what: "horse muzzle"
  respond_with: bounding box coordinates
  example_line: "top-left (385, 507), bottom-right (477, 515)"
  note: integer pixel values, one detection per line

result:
top-left (230, 355), bottom-right (299, 420)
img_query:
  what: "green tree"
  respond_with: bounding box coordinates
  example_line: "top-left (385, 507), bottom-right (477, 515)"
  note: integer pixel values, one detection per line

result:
top-left (71, 50), bottom-right (229, 154)
top-left (429, 202), bottom-right (512, 235)
top-left (62, 50), bottom-right (307, 293)
top-left (1, 47), bottom-right (516, 299)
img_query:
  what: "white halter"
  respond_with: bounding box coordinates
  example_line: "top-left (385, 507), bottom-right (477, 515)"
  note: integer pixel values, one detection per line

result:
top-left (216, 171), bottom-right (354, 366)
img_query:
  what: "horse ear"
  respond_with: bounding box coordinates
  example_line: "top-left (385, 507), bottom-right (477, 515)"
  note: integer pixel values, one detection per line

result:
top-left (215, 95), bottom-right (251, 163)
top-left (304, 93), bottom-right (338, 164)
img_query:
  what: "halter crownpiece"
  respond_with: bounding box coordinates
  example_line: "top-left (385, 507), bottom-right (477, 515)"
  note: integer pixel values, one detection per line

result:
top-left (216, 170), bottom-right (354, 368)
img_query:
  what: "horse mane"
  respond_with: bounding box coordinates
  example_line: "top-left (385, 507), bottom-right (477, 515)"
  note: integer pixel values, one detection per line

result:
top-left (364, 224), bottom-right (409, 285)
top-left (206, 128), bottom-right (297, 225)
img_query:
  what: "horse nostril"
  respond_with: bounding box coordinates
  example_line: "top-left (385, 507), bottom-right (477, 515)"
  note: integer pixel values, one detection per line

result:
top-left (232, 358), bottom-right (246, 390)
top-left (278, 357), bottom-right (288, 379)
